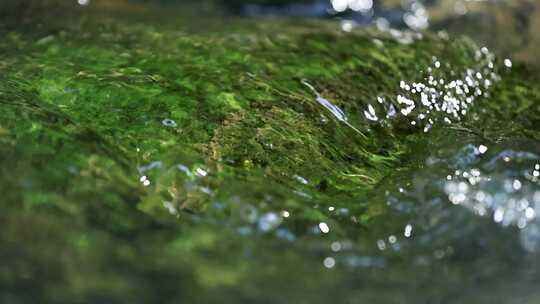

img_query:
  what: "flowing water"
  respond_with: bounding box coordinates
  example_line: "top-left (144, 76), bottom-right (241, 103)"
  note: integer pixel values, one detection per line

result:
top-left (1, 1), bottom-right (539, 303)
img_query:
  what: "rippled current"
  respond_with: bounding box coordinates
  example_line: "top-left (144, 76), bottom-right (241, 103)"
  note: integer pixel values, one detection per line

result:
top-left (1, 1), bottom-right (540, 303)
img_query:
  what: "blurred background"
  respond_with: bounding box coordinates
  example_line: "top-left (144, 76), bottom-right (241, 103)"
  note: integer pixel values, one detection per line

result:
top-left (1, 0), bottom-right (539, 67)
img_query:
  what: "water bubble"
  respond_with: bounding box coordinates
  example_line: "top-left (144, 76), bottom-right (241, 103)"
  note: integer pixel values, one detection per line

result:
top-left (404, 224), bottom-right (413, 238)
top-left (140, 175), bottom-right (151, 187)
top-left (294, 175), bottom-right (309, 185)
top-left (513, 180), bottom-right (522, 191)
top-left (364, 104), bottom-right (378, 121)
top-left (323, 257), bottom-right (336, 269)
top-left (525, 208), bottom-right (536, 220)
top-left (162, 118), bottom-right (177, 128)
top-left (377, 240), bottom-right (387, 251)
top-left (331, 242), bottom-right (342, 252)
top-left (258, 212), bottom-right (282, 232)
top-left (403, 1), bottom-right (429, 31)
top-left (195, 168), bottom-right (208, 177)
top-left (340, 20), bottom-right (356, 32)
top-left (478, 145), bottom-right (488, 154)
top-left (319, 222), bottom-right (330, 234)
top-left (494, 208), bottom-right (505, 223)
top-left (240, 205), bottom-right (258, 223)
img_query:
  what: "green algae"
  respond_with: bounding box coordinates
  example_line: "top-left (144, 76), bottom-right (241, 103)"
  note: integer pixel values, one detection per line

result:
top-left (1, 2), bottom-right (540, 303)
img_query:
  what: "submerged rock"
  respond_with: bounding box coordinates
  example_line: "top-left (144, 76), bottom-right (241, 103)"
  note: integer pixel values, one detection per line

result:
top-left (0, 2), bottom-right (539, 303)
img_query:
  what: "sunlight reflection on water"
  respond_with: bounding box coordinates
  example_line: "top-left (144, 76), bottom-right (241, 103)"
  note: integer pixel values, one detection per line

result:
top-left (387, 140), bottom-right (540, 253)
top-left (364, 46), bottom-right (501, 132)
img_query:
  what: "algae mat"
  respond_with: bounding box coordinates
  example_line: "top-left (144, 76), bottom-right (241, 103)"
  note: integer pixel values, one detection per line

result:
top-left (1, 4), bottom-right (540, 304)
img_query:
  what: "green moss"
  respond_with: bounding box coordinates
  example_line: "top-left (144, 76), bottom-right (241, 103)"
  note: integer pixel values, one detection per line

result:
top-left (1, 4), bottom-right (538, 225)
top-left (0, 3), bottom-right (539, 303)
top-left (1, 6), bottom-right (538, 218)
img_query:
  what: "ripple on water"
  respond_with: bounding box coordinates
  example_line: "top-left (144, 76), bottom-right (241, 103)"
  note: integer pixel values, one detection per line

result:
top-left (302, 80), bottom-right (365, 137)
top-left (387, 140), bottom-right (540, 253)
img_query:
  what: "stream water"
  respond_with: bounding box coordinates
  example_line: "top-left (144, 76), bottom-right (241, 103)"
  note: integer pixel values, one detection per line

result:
top-left (1, 1), bottom-right (539, 303)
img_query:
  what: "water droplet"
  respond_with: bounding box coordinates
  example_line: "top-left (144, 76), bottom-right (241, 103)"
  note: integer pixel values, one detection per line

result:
top-left (478, 145), bottom-right (488, 154)
top-left (331, 242), bottom-right (342, 252)
top-left (319, 222), bottom-right (330, 234)
top-left (162, 118), bottom-right (177, 128)
top-left (195, 168), bottom-right (208, 177)
top-left (404, 224), bottom-right (413, 238)
top-left (364, 104), bottom-right (378, 121)
top-left (323, 257), bottom-right (336, 269)
top-left (294, 175), bottom-right (309, 185)
top-left (513, 179), bottom-right (522, 191)
top-left (494, 208), bottom-right (505, 223)
top-left (340, 20), bottom-right (356, 32)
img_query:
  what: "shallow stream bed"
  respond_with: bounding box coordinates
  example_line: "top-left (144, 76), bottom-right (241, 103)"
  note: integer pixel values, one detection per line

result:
top-left (1, 1), bottom-right (539, 303)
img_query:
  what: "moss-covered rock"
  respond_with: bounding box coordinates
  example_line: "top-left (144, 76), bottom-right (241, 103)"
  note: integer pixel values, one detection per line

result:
top-left (0, 2), bottom-right (539, 303)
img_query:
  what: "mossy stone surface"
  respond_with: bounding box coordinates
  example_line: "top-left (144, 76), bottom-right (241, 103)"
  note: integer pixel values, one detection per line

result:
top-left (1, 3), bottom-right (539, 303)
